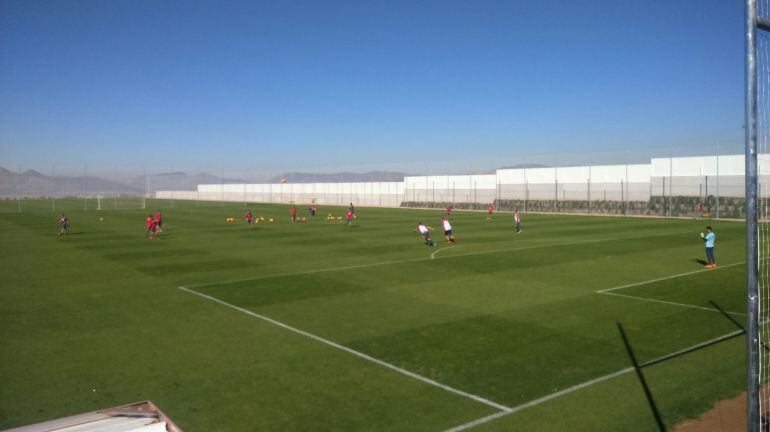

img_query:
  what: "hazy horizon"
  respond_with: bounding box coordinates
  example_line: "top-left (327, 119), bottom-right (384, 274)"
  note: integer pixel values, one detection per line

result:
top-left (1, 0), bottom-right (745, 175)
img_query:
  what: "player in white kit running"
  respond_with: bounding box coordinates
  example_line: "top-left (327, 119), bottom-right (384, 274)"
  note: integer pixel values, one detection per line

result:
top-left (416, 223), bottom-right (436, 246)
top-left (441, 216), bottom-right (456, 243)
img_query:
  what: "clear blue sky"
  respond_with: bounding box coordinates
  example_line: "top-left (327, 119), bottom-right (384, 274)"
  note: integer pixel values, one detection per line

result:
top-left (0, 0), bottom-right (746, 176)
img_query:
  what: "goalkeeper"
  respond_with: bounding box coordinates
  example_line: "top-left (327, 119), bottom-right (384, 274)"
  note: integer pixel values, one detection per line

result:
top-left (700, 226), bottom-right (716, 268)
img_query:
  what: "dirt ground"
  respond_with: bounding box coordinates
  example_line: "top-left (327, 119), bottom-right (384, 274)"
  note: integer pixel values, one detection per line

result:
top-left (675, 391), bottom-right (745, 432)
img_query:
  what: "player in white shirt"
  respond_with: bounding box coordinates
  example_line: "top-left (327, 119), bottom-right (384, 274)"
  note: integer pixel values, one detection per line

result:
top-left (513, 210), bottom-right (521, 234)
top-left (441, 216), bottom-right (456, 243)
top-left (415, 222), bottom-right (436, 246)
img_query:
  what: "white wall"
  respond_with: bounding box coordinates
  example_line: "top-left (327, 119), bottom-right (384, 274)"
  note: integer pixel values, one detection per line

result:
top-left (650, 155), bottom-right (745, 177)
top-left (176, 182), bottom-right (405, 207)
top-left (158, 154), bottom-right (750, 205)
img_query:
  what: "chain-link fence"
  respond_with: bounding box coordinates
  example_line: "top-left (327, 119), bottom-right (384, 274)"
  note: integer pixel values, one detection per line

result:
top-left (0, 143), bottom-right (752, 218)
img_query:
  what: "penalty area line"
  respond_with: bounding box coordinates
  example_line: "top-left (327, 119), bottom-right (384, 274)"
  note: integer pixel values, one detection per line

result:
top-left (596, 261), bottom-right (746, 294)
top-left (594, 261), bottom-right (747, 316)
top-left (177, 285), bottom-right (512, 413)
top-left (598, 291), bottom-right (746, 316)
top-left (441, 328), bottom-right (746, 432)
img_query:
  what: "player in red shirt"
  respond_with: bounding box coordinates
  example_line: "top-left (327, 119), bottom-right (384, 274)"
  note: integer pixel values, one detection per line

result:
top-left (290, 206), bottom-right (297, 223)
top-left (445, 206), bottom-right (452, 216)
top-left (154, 211), bottom-right (163, 232)
top-left (245, 210), bottom-right (254, 226)
top-left (345, 210), bottom-right (353, 228)
top-left (487, 203), bottom-right (494, 221)
top-left (146, 215), bottom-right (157, 239)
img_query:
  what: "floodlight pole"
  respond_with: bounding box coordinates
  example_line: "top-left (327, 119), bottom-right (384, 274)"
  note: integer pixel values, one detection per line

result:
top-left (114, 166), bottom-right (118, 209)
top-left (83, 165), bottom-right (88, 211)
top-left (745, 0), bottom-right (760, 429)
top-left (706, 141), bottom-right (719, 219)
top-left (52, 165), bottom-right (56, 213)
top-left (17, 164), bottom-right (22, 213)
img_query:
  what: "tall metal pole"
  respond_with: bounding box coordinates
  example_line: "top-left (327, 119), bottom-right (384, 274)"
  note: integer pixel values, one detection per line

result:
top-left (52, 165), bottom-right (56, 213)
top-left (716, 141), bottom-right (719, 219)
top-left (142, 168), bottom-right (147, 210)
top-left (17, 164), bottom-right (22, 213)
top-left (114, 166), bottom-right (118, 209)
top-left (588, 165), bottom-right (592, 214)
top-left (745, 0), bottom-right (760, 429)
top-left (668, 153), bottom-right (674, 217)
top-left (625, 164), bottom-right (629, 215)
top-left (83, 165), bottom-right (88, 211)
top-left (554, 163), bottom-right (558, 213)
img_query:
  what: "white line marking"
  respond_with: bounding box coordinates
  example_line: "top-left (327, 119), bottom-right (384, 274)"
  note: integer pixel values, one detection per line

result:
top-left (599, 291), bottom-right (746, 316)
top-left (440, 329), bottom-right (746, 432)
top-left (594, 261), bottom-right (746, 316)
top-left (185, 230), bottom-right (691, 289)
top-left (639, 329), bottom-right (745, 367)
top-left (442, 367), bottom-right (634, 432)
top-left (177, 285), bottom-right (512, 412)
top-left (431, 245), bottom-right (460, 259)
top-left (596, 261), bottom-right (745, 293)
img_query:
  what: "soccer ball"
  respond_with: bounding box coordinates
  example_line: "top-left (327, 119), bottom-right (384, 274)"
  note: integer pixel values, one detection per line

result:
top-left (268, 218), bottom-right (274, 222)
top-left (99, 218), bottom-right (103, 222)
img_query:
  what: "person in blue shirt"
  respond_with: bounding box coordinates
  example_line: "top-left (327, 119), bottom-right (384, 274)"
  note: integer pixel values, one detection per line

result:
top-left (701, 226), bottom-right (716, 268)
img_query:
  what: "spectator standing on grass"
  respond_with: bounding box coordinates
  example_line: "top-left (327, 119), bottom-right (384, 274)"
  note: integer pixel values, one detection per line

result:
top-left (701, 226), bottom-right (716, 268)
top-left (513, 210), bottom-right (522, 234)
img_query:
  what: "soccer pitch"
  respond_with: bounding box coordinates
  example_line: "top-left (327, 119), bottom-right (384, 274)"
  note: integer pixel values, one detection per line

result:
top-left (0, 200), bottom-right (747, 431)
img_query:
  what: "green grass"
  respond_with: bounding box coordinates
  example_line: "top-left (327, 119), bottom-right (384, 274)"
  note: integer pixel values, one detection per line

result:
top-left (0, 199), bottom-right (747, 431)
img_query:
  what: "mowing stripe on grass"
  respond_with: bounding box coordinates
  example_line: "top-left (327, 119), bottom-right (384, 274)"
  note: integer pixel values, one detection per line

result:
top-left (177, 285), bottom-right (513, 412)
top-left (599, 291), bottom-right (746, 316)
top-left (185, 230), bottom-right (690, 289)
top-left (595, 261), bottom-right (746, 316)
top-left (595, 261), bottom-right (745, 293)
top-left (638, 329), bottom-right (745, 368)
top-left (441, 367), bottom-right (635, 432)
top-left (440, 328), bottom-right (746, 432)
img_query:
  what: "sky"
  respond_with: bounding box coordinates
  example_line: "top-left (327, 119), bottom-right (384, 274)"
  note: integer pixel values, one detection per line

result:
top-left (0, 0), bottom-right (747, 176)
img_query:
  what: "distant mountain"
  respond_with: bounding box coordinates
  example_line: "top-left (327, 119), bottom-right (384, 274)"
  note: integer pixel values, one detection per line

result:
top-left (268, 171), bottom-right (410, 183)
top-left (0, 168), bottom-right (141, 198)
top-left (0, 167), bottom-right (246, 197)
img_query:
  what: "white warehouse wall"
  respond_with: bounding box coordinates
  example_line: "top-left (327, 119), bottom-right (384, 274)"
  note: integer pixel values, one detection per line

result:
top-left (156, 154), bottom-right (751, 205)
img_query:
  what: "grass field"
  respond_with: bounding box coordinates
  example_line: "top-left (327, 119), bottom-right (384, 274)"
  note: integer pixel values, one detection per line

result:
top-left (0, 199), bottom-right (748, 431)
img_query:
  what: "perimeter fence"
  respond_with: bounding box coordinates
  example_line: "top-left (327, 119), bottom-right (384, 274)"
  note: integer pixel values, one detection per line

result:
top-left (0, 143), bottom-right (756, 219)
